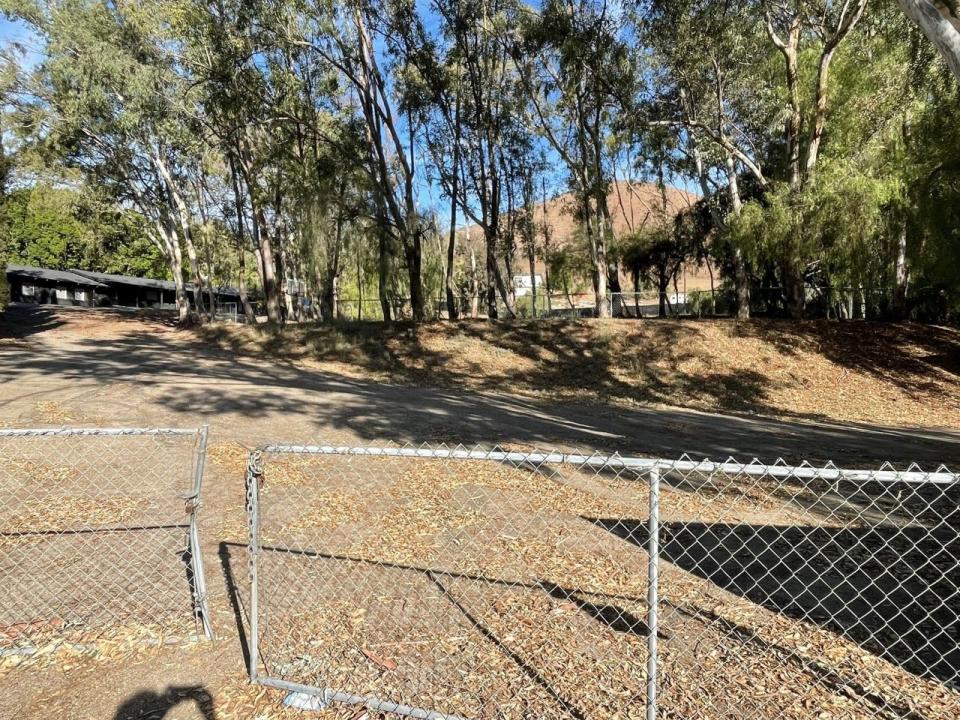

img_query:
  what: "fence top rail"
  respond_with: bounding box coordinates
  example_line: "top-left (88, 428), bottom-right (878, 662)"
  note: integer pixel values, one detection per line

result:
top-left (0, 426), bottom-right (204, 438)
top-left (256, 444), bottom-right (957, 485)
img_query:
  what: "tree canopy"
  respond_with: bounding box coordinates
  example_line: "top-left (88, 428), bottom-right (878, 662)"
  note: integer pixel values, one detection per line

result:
top-left (0, 0), bottom-right (957, 323)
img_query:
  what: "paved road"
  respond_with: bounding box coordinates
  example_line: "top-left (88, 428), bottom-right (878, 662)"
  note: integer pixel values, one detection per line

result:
top-left (2, 305), bottom-right (957, 466)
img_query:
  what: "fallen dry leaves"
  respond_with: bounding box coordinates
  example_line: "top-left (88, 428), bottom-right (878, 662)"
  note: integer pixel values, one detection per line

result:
top-left (199, 318), bottom-right (960, 431)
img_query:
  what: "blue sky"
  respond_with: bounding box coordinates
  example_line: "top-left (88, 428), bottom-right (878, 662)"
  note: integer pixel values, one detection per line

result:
top-left (0, 9), bottom-right (696, 222)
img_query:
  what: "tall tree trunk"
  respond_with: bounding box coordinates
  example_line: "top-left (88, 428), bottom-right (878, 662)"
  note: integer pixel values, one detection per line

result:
top-left (658, 267), bottom-right (669, 318)
top-left (406, 229), bottom-right (425, 322)
top-left (469, 247), bottom-right (479, 318)
top-left (893, 222), bottom-right (910, 318)
top-left (593, 156), bottom-right (611, 320)
top-left (153, 155), bottom-right (206, 317)
top-left (446, 225), bottom-right (458, 320)
top-left (585, 196), bottom-right (609, 318)
top-left (782, 27), bottom-right (802, 191)
top-left (445, 90), bottom-right (461, 321)
top-left (250, 205), bottom-right (281, 323)
top-left (804, 46), bottom-right (837, 178)
top-left (782, 257), bottom-right (806, 319)
top-left (542, 179), bottom-right (553, 313)
top-left (228, 156), bottom-right (257, 324)
top-left (234, 143), bottom-right (281, 323)
top-left (378, 226), bottom-right (391, 322)
top-left (236, 243), bottom-right (256, 324)
top-left (485, 226), bottom-right (499, 319)
top-left (724, 156), bottom-right (751, 319)
top-left (356, 249), bottom-right (363, 321)
top-left (528, 249), bottom-right (538, 319)
top-left (155, 222), bottom-right (189, 324)
top-left (204, 236), bottom-right (215, 321)
top-left (897, 1), bottom-right (960, 83)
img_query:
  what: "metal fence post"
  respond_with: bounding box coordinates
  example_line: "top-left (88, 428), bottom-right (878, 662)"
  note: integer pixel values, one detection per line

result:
top-left (647, 466), bottom-right (660, 720)
top-left (246, 449), bottom-right (263, 681)
top-left (188, 426), bottom-right (214, 639)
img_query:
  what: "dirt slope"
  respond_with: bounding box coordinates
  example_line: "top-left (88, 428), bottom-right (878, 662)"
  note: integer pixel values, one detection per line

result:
top-left (199, 318), bottom-right (960, 431)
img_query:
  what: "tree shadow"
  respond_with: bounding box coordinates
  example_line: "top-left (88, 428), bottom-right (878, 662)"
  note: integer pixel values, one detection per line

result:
top-left (737, 320), bottom-right (960, 401)
top-left (4, 308), bottom-right (960, 465)
top-left (585, 517), bottom-right (960, 686)
top-left (540, 581), bottom-right (656, 638)
top-left (0, 304), bottom-right (67, 340)
top-left (113, 685), bottom-right (217, 720)
top-left (664, 602), bottom-right (932, 720)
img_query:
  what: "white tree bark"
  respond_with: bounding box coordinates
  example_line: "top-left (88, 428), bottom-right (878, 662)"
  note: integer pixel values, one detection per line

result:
top-left (899, 0), bottom-right (960, 81)
top-left (152, 154), bottom-right (206, 316)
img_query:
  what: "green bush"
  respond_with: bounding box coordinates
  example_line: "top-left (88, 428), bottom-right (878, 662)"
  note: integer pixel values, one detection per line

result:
top-left (688, 289), bottom-right (715, 317)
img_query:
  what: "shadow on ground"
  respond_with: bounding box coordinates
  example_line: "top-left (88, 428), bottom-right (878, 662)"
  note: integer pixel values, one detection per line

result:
top-left (197, 315), bottom-right (960, 422)
top-left (2, 305), bottom-right (959, 464)
top-left (586, 517), bottom-right (960, 686)
top-left (113, 685), bottom-right (217, 720)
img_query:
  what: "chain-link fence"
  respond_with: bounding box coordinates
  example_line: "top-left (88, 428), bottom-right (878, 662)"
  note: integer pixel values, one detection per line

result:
top-left (0, 427), bottom-right (214, 660)
top-left (244, 444), bottom-right (959, 719)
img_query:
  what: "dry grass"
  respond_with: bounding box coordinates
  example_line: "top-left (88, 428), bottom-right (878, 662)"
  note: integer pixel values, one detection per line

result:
top-left (200, 318), bottom-right (960, 430)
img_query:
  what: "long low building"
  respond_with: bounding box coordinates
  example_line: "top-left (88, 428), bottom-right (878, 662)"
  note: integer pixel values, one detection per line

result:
top-left (5, 265), bottom-right (107, 307)
top-left (5, 264), bottom-right (243, 312)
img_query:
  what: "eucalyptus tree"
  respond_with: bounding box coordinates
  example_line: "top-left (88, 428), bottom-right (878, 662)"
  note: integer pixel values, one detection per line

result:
top-left (7, 0), bottom-right (208, 322)
top-left (397, 0), bottom-right (528, 319)
top-left (897, 0), bottom-right (960, 81)
top-left (519, 0), bottom-right (635, 318)
top-left (638, 0), bottom-right (765, 319)
top-left (281, 0), bottom-right (427, 322)
top-left (178, 0), bottom-right (292, 323)
top-left (641, 0), bottom-right (872, 318)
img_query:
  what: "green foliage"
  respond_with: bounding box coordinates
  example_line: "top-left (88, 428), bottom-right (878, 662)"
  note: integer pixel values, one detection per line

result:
top-left (729, 164), bottom-right (897, 285)
top-left (546, 244), bottom-right (589, 297)
top-left (2, 185), bottom-right (91, 268)
top-left (0, 183), bottom-right (165, 275)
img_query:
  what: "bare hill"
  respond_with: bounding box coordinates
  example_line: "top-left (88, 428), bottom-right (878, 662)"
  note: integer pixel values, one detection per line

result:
top-left (462, 180), bottom-right (715, 292)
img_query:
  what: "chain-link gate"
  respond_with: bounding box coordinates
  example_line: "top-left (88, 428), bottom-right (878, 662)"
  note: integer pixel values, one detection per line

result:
top-left (0, 427), bottom-right (214, 659)
top-left (245, 444), bottom-right (959, 719)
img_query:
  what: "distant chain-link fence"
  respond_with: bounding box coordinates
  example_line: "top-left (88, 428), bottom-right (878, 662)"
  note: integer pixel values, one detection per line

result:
top-left (0, 427), bottom-right (214, 659)
top-left (245, 444), bottom-right (959, 719)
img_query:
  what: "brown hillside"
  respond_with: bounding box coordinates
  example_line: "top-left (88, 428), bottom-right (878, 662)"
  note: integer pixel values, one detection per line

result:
top-left (198, 317), bottom-right (960, 433)
top-left (461, 180), bottom-right (717, 293)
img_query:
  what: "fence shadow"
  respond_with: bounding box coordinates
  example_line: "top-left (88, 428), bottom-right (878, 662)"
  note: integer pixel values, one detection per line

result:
top-left (218, 541), bottom-right (651, 716)
top-left (585, 518), bottom-right (960, 686)
top-left (218, 542), bottom-right (251, 671)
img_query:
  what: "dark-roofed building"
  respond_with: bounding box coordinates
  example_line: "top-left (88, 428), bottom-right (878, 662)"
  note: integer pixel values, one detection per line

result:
top-left (6, 264), bottom-right (107, 307)
top-left (69, 269), bottom-right (242, 311)
top-left (5, 264), bottom-right (245, 314)
top-left (69, 269), bottom-right (182, 309)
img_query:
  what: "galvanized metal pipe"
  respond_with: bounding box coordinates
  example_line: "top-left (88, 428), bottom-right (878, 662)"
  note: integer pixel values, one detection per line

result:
top-left (189, 426), bottom-right (214, 639)
top-left (259, 444), bottom-right (957, 484)
top-left (0, 427), bottom-right (200, 437)
top-left (646, 467), bottom-right (660, 720)
top-left (256, 676), bottom-right (470, 720)
top-left (246, 450), bottom-right (262, 681)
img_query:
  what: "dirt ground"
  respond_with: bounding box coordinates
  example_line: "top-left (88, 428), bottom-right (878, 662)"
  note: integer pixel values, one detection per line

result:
top-left (197, 310), bottom-right (960, 430)
top-left (1, 305), bottom-right (959, 720)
